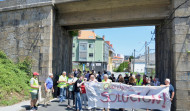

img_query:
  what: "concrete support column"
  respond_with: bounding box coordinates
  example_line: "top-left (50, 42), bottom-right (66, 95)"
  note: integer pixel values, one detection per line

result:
top-left (52, 9), bottom-right (73, 97)
top-left (172, 0), bottom-right (190, 110)
top-left (157, 0), bottom-right (190, 110)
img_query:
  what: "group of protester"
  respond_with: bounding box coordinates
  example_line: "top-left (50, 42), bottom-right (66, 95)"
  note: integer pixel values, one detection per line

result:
top-left (29, 69), bottom-right (175, 111)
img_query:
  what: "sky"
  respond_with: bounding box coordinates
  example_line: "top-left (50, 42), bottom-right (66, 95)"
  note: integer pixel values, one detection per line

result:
top-left (91, 26), bottom-right (155, 56)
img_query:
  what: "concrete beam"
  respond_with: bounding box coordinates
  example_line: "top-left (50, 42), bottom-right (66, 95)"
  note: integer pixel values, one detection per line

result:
top-left (58, 4), bottom-right (169, 26)
top-left (64, 19), bottom-right (162, 30)
top-left (0, 0), bottom-right (52, 12)
top-left (55, 0), bottom-right (170, 13)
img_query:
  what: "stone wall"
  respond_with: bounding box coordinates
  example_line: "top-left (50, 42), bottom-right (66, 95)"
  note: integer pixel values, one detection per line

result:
top-left (52, 9), bottom-right (73, 96)
top-left (0, 0), bottom-right (51, 8)
top-left (0, 6), bottom-right (53, 82)
top-left (156, 0), bottom-right (190, 110)
top-left (172, 0), bottom-right (190, 110)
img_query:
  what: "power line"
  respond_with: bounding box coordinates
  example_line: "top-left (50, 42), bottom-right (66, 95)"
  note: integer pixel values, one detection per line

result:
top-left (136, 30), bottom-right (155, 54)
top-left (135, 0), bottom-right (189, 55)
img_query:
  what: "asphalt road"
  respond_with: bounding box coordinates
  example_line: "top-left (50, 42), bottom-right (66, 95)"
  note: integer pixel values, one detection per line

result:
top-left (27, 98), bottom-right (145, 111)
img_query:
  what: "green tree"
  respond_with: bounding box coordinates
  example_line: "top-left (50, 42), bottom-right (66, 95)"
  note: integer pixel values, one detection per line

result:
top-left (114, 62), bottom-right (129, 72)
top-left (129, 56), bottom-right (134, 62)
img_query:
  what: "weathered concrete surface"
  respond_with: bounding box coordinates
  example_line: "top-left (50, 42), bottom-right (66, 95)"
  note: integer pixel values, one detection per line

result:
top-left (156, 0), bottom-right (190, 110)
top-left (55, 0), bottom-right (170, 30)
top-left (0, 0), bottom-right (190, 110)
top-left (0, 6), bottom-right (54, 83)
top-left (172, 0), bottom-right (190, 110)
top-left (0, 0), bottom-right (52, 12)
top-left (52, 10), bottom-right (73, 96)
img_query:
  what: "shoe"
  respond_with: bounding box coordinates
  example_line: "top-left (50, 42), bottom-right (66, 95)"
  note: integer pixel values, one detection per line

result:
top-left (34, 106), bottom-right (38, 110)
top-left (43, 104), bottom-right (47, 108)
top-left (30, 107), bottom-right (36, 111)
top-left (67, 105), bottom-right (71, 108)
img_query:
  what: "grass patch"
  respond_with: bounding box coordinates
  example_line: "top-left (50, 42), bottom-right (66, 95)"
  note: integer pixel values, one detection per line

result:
top-left (0, 50), bottom-right (32, 106)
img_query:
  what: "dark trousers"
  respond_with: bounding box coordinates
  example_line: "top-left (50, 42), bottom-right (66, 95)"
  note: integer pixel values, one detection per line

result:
top-left (68, 91), bottom-right (75, 106)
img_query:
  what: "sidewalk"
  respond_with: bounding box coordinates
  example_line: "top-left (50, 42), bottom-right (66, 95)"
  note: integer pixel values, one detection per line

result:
top-left (0, 98), bottom-right (45, 111)
top-left (0, 100), bottom-right (30, 111)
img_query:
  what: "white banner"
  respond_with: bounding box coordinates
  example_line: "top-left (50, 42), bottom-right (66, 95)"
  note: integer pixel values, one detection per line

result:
top-left (85, 82), bottom-right (171, 111)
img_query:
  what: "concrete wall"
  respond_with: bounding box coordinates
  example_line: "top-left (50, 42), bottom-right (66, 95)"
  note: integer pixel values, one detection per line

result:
top-left (156, 0), bottom-right (190, 110)
top-left (52, 9), bottom-right (73, 96)
top-left (0, 5), bottom-right (73, 97)
top-left (0, 6), bottom-right (54, 83)
top-left (172, 0), bottom-right (190, 110)
top-left (0, 0), bottom-right (51, 8)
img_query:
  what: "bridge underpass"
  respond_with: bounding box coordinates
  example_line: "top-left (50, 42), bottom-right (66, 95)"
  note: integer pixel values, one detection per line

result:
top-left (0, 0), bottom-right (190, 110)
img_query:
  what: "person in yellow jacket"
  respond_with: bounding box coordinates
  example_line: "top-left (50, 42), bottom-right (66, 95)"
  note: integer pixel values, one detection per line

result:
top-left (102, 74), bottom-right (112, 83)
top-left (136, 74), bottom-right (143, 86)
top-left (57, 71), bottom-right (68, 103)
top-left (30, 72), bottom-right (40, 111)
top-left (102, 74), bottom-right (111, 111)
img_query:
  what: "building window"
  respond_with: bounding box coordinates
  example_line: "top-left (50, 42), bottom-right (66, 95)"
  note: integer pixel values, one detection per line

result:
top-left (79, 52), bottom-right (87, 61)
top-left (72, 53), bottom-right (75, 57)
top-left (73, 43), bottom-right (75, 48)
top-left (79, 43), bottom-right (87, 51)
top-left (89, 53), bottom-right (93, 57)
top-left (89, 44), bottom-right (93, 48)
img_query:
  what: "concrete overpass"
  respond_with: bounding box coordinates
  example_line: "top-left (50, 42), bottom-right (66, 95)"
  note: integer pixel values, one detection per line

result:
top-left (0, 0), bottom-right (190, 110)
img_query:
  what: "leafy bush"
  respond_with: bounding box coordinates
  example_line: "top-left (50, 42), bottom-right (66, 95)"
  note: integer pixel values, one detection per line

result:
top-left (114, 62), bottom-right (129, 72)
top-left (0, 51), bottom-right (32, 106)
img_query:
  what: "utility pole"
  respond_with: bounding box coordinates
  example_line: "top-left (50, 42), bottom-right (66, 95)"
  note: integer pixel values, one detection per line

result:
top-left (133, 49), bottom-right (135, 73)
top-left (145, 41), bottom-right (147, 75)
top-left (148, 46), bottom-right (150, 65)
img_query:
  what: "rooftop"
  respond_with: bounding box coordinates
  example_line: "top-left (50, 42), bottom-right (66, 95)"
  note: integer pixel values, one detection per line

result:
top-left (78, 30), bottom-right (96, 40)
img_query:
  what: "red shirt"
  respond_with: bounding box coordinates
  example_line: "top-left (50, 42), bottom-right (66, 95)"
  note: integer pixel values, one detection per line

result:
top-left (143, 79), bottom-right (147, 85)
top-left (80, 84), bottom-right (86, 94)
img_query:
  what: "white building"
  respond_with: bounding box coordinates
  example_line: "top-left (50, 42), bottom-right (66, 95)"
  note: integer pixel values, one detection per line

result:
top-left (131, 59), bottom-right (145, 73)
top-left (131, 53), bottom-right (155, 74)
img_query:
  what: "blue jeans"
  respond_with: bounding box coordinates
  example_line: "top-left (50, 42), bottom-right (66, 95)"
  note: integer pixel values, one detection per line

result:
top-left (59, 87), bottom-right (66, 102)
top-left (75, 92), bottom-right (82, 110)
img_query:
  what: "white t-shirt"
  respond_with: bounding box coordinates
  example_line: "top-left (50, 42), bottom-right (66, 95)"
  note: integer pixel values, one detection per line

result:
top-left (68, 77), bottom-right (78, 91)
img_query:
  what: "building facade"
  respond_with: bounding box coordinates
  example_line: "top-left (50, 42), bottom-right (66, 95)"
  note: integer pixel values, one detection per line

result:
top-left (112, 54), bottom-right (124, 69)
top-left (131, 53), bottom-right (155, 76)
top-left (105, 41), bottom-right (115, 72)
top-left (72, 30), bottom-right (110, 73)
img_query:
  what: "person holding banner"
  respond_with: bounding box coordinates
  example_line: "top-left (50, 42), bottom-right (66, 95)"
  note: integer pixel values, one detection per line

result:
top-left (89, 74), bottom-right (98, 82)
top-left (102, 74), bottom-right (112, 83)
top-left (102, 74), bottom-right (111, 111)
top-left (129, 75), bottom-right (136, 86)
top-left (165, 78), bottom-right (175, 102)
top-left (118, 77), bottom-right (125, 111)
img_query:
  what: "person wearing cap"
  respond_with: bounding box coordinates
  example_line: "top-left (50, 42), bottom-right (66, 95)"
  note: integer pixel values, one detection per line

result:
top-left (44, 73), bottom-right (54, 107)
top-left (30, 72), bottom-right (40, 111)
top-left (57, 71), bottom-right (68, 103)
top-left (136, 74), bottom-right (143, 86)
top-left (165, 78), bottom-right (175, 102)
